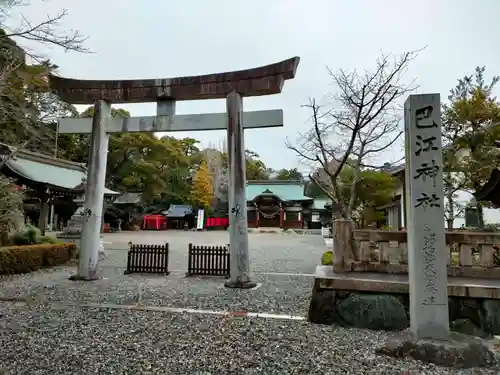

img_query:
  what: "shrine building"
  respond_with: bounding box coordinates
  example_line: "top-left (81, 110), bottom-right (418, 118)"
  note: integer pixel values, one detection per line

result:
top-left (246, 180), bottom-right (330, 229)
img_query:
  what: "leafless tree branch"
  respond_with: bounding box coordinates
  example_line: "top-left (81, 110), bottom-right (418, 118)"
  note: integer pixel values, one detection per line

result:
top-left (287, 49), bottom-right (422, 221)
top-left (0, 1), bottom-right (89, 61)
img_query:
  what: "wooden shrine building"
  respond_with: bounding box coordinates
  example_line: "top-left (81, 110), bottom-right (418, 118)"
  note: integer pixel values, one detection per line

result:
top-left (246, 180), bottom-right (331, 229)
top-left (0, 144), bottom-right (119, 233)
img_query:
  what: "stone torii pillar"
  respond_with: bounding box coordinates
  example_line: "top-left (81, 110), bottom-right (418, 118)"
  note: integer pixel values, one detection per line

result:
top-left (49, 57), bottom-right (300, 286)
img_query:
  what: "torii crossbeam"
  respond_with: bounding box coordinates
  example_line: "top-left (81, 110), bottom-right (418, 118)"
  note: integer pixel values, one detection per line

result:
top-left (50, 56), bottom-right (300, 288)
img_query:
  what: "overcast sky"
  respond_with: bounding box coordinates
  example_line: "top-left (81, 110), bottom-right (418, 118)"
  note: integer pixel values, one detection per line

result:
top-left (12, 0), bottom-right (500, 171)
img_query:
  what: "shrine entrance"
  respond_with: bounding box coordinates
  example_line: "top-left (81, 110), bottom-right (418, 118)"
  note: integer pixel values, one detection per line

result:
top-left (50, 56), bottom-right (299, 286)
top-left (254, 194), bottom-right (282, 228)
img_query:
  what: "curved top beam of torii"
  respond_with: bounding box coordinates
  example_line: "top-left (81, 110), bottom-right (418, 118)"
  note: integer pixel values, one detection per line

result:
top-left (49, 57), bottom-right (300, 105)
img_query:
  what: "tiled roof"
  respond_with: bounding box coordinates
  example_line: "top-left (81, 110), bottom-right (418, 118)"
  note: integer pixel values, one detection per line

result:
top-left (0, 145), bottom-right (119, 195)
top-left (114, 192), bottom-right (141, 204)
top-left (164, 204), bottom-right (193, 217)
top-left (246, 180), bottom-right (312, 201)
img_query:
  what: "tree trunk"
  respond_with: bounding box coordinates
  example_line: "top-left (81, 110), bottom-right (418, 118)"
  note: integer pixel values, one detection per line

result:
top-left (476, 202), bottom-right (485, 229)
top-left (444, 172), bottom-right (454, 230)
top-left (446, 219), bottom-right (454, 230)
top-left (38, 199), bottom-right (49, 236)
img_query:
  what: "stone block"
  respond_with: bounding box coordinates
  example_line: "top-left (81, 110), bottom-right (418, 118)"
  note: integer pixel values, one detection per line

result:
top-left (376, 330), bottom-right (498, 368)
top-left (481, 300), bottom-right (500, 335)
top-left (336, 293), bottom-right (409, 331)
top-left (450, 318), bottom-right (488, 338)
top-left (308, 289), bottom-right (336, 325)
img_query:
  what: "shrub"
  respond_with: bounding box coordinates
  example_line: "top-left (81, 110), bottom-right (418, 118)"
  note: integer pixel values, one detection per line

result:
top-left (12, 224), bottom-right (41, 245)
top-left (0, 243), bottom-right (77, 275)
top-left (0, 176), bottom-right (25, 246)
top-left (11, 225), bottom-right (58, 246)
top-left (39, 236), bottom-right (57, 244)
top-left (321, 251), bottom-right (333, 266)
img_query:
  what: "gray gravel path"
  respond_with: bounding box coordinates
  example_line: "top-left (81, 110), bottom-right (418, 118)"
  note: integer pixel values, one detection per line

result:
top-left (1, 232), bottom-right (496, 373)
top-left (0, 267), bottom-right (313, 316)
top-left (1, 302), bottom-right (496, 375)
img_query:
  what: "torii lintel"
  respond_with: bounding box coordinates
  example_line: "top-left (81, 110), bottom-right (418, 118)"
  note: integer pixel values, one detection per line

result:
top-left (49, 57), bottom-right (300, 105)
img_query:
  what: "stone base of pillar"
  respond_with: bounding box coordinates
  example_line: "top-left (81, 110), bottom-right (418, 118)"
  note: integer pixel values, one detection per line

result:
top-left (224, 280), bottom-right (257, 289)
top-left (58, 204), bottom-right (107, 282)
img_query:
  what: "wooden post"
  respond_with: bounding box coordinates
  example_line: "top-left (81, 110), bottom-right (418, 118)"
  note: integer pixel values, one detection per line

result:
top-left (38, 197), bottom-right (49, 236)
top-left (225, 90), bottom-right (256, 289)
top-left (333, 218), bottom-right (352, 272)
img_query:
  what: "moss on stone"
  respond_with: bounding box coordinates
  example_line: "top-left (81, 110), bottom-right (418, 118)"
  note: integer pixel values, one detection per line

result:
top-left (321, 251), bottom-right (333, 265)
top-left (337, 294), bottom-right (409, 331)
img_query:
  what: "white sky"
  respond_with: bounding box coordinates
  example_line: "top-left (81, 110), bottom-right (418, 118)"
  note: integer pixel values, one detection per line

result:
top-left (11, 0), bottom-right (500, 171)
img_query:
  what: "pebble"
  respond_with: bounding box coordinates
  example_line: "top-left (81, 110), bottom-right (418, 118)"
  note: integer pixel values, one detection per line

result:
top-left (1, 303), bottom-right (496, 375)
top-left (0, 233), bottom-right (498, 374)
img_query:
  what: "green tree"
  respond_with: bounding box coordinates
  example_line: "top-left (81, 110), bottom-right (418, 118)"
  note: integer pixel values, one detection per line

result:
top-left (274, 168), bottom-right (303, 181)
top-left (57, 105), bottom-right (196, 206)
top-left (189, 159), bottom-right (213, 209)
top-left (0, 0), bottom-right (87, 152)
top-left (442, 66), bottom-right (500, 228)
top-left (0, 175), bottom-right (24, 245)
top-left (309, 166), bottom-right (397, 225)
top-left (57, 106), bottom-right (131, 163)
top-left (106, 134), bottom-right (194, 205)
top-left (245, 149), bottom-right (269, 180)
top-left (0, 34), bottom-right (76, 154)
top-left (341, 169), bottom-right (397, 226)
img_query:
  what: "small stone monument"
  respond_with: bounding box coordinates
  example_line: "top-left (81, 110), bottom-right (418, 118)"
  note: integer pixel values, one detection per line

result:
top-left (57, 178), bottom-right (106, 260)
top-left (116, 219), bottom-right (123, 232)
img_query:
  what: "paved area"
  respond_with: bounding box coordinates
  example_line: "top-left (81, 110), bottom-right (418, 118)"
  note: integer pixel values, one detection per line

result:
top-left (102, 230), bottom-right (325, 275)
top-left (0, 231), bottom-right (496, 374)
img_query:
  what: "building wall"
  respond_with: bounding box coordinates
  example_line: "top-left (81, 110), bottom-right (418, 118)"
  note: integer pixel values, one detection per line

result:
top-left (389, 176), bottom-right (500, 229)
top-left (247, 199), bottom-right (329, 229)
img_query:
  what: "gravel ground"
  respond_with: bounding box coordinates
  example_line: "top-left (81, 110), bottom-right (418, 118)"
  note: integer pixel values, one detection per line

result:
top-left (0, 267), bottom-right (313, 316)
top-left (1, 232), bottom-right (496, 373)
top-left (0, 302), bottom-right (496, 375)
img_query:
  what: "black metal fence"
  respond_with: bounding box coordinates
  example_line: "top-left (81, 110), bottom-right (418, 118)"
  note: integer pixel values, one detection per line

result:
top-left (124, 242), bottom-right (170, 275)
top-left (186, 243), bottom-right (230, 278)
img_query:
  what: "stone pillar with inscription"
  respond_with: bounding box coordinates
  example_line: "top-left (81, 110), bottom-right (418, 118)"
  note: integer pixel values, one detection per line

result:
top-left (404, 94), bottom-right (449, 339)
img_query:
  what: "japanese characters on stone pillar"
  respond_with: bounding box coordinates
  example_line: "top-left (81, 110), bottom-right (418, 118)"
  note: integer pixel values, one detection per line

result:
top-left (404, 94), bottom-right (449, 339)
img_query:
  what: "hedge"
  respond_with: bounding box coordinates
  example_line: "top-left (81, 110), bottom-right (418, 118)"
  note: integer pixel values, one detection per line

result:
top-left (0, 243), bottom-right (77, 275)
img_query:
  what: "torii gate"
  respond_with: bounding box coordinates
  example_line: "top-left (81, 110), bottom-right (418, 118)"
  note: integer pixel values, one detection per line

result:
top-left (49, 57), bottom-right (300, 288)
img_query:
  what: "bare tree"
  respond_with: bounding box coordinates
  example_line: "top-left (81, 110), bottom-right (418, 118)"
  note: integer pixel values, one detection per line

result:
top-left (287, 50), bottom-right (420, 223)
top-left (0, 0), bottom-right (88, 59)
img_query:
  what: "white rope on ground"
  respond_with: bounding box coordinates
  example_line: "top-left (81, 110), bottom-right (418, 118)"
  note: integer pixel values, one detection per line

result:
top-left (0, 299), bottom-right (306, 321)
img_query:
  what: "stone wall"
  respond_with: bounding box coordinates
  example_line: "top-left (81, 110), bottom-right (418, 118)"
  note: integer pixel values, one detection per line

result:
top-left (308, 288), bottom-right (500, 338)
